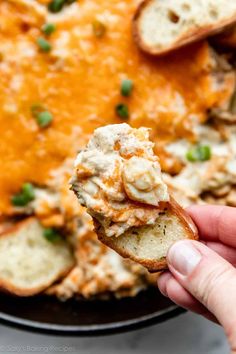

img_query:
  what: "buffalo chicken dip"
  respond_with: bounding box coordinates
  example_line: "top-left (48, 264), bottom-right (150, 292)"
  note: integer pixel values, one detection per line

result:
top-left (0, 0), bottom-right (235, 299)
top-left (71, 124), bottom-right (169, 237)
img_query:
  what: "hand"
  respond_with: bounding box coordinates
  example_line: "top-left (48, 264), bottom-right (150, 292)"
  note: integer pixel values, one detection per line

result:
top-left (157, 205), bottom-right (236, 353)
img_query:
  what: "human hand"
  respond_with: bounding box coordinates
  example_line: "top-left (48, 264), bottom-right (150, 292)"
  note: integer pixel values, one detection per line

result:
top-left (157, 205), bottom-right (236, 353)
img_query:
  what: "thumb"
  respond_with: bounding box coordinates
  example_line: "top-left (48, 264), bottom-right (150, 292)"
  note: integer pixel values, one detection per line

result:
top-left (167, 240), bottom-right (236, 347)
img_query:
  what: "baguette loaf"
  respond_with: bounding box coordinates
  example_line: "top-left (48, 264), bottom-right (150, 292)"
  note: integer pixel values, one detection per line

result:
top-left (133, 0), bottom-right (236, 55)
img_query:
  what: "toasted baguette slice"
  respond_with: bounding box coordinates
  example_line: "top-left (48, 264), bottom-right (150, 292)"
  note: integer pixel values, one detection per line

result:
top-left (95, 199), bottom-right (198, 272)
top-left (0, 218), bottom-right (74, 296)
top-left (133, 0), bottom-right (236, 55)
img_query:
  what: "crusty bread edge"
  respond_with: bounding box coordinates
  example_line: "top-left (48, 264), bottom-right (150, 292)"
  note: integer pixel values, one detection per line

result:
top-left (0, 217), bottom-right (33, 237)
top-left (95, 198), bottom-right (198, 273)
top-left (0, 266), bottom-right (73, 297)
top-left (133, 0), bottom-right (236, 56)
top-left (0, 217), bottom-right (74, 297)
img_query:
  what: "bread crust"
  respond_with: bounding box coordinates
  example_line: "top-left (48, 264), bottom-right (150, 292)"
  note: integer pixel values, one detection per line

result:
top-left (0, 217), bottom-right (32, 237)
top-left (133, 0), bottom-right (236, 56)
top-left (95, 197), bottom-right (198, 273)
top-left (0, 266), bottom-right (73, 297)
top-left (0, 217), bottom-right (74, 297)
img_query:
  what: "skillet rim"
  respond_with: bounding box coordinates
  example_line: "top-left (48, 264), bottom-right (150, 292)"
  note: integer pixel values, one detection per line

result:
top-left (0, 305), bottom-right (185, 336)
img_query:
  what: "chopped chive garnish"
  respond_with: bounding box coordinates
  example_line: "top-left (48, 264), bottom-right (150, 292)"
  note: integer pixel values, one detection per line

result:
top-left (121, 79), bottom-right (133, 97)
top-left (92, 20), bottom-right (106, 38)
top-left (42, 23), bottom-right (56, 36)
top-left (115, 103), bottom-right (129, 119)
top-left (37, 37), bottom-right (52, 52)
top-left (37, 111), bottom-right (53, 128)
top-left (48, 0), bottom-right (66, 13)
top-left (186, 145), bottom-right (211, 162)
top-left (43, 228), bottom-right (63, 243)
top-left (11, 183), bottom-right (35, 206)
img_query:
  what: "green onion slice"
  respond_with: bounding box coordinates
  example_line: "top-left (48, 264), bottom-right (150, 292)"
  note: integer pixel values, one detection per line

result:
top-left (48, 0), bottom-right (66, 13)
top-left (121, 79), bottom-right (133, 97)
top-left (43, 228), bottom-right (63, 242)
top-left (11, 183), bottom-right (35, 206)
top-left (31, 105), bottom-right (53, 128)
top-left (48, 0), bottom-right (76, 13)
top-left (42, 23), bottom-right (56, 36)
top-left (115, 103), bottom-right (129, 119)
top-left (37, 37), bottom-right (52, 52)
top-left (186, 145), bottom-right (211, 162)
top-left (36, 111), bottom-right (53, 128)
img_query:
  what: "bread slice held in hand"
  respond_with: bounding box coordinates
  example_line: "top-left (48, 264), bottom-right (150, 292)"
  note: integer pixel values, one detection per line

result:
top-left (71, 123), bottom-right (198, 273)
top-left (95, 198), bottom-right (198, 272)
top-left (0, 218), bottom-right (74, 296)
top-left (133, 0), bottom-right (236, 56)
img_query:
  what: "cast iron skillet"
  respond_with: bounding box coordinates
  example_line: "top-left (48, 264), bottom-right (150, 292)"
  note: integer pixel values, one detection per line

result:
top-left (0, 287), bottom-right (185, 336)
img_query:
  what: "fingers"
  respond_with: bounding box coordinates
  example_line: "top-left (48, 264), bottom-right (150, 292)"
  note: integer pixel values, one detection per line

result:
top-left (205, 242), bottom-right (236, 267)
top-left (158, 272), bottom-right (218, 323)
top-left (167, 240), bottom-right (236, 349)
top-left (187, 205), bottom-right (236, 247)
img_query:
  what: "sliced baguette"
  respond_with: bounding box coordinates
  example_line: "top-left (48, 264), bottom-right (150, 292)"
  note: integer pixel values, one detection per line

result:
top-left (0, 217), bottom-right (74, 296)
top-left (133, 0), bottom-right (236, 56)
top-left (95, 198), bottom-right (198, 273)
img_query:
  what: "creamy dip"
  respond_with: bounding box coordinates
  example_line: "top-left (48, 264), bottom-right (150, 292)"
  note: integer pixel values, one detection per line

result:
top-left (71, 124), bottom-right (169, 237)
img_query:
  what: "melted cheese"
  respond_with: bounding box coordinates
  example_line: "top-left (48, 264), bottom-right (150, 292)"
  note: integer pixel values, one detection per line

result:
top-left (0, 0), bottom-right (233, 214)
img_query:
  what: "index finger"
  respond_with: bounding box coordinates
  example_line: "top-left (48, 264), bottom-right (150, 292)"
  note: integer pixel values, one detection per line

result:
top-left (187, 205), bottom-right (236, 248)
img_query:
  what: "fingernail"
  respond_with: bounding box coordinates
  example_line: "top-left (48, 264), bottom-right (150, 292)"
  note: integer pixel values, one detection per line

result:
top-left (168, 241), bottom-right (202, 276)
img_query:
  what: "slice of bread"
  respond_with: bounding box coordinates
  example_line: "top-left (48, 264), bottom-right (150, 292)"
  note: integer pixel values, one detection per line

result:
top-left (0, 218), bottom-right (74, 296)
top-left (133, 0), bottom-right (236, 55)
top-left (95, 198), bottom-right (198, 273)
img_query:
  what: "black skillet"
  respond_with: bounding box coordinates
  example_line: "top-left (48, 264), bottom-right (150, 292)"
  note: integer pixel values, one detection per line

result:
top-left (0, 287), bottom-right (184, 336)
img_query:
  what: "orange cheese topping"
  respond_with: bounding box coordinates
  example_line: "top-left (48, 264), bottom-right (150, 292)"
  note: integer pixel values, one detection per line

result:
top-left (0, 0), bottom-right (233, 214)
